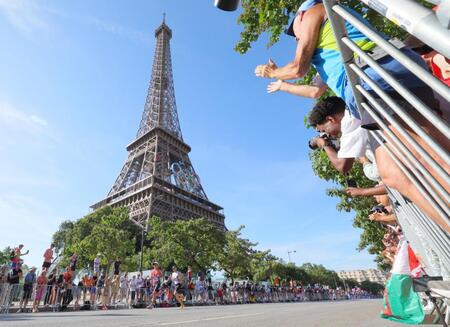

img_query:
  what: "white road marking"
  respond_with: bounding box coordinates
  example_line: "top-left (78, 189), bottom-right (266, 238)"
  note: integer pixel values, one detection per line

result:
top-left (158, 312), bottom-right (264, 326)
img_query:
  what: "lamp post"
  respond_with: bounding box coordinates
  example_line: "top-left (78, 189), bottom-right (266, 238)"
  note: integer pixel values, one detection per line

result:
top-left (287, 250), bottom-right (296, 263)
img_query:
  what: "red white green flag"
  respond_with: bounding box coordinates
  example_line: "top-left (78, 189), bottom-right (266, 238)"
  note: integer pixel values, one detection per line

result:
top-left (381, 239), bottom-right (425, 324)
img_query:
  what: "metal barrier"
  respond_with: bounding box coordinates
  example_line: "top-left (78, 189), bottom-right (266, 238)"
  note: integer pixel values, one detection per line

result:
top-left (322, 0), bottom-right (450, 275)
top-left (0, 281), bottom-right (376, 314)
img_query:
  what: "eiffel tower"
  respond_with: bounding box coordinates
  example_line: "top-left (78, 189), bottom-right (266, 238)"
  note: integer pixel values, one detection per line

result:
top-left (91, 18), bottom-right (226, 231)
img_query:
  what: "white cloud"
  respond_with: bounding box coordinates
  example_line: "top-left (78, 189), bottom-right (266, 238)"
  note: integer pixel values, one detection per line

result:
top-left (0, 0), bottom-right (150, 44)
top-left (0, 0), bottom-right (50, 33)
top-left (0, 102), bottom-right (48, 134)
top-left (30, 114), bottom-right (48, 127)
top-left (84, 15), bottom-right (150, 45)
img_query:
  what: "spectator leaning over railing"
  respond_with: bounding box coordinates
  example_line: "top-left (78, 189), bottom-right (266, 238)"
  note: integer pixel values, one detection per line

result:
top-left (255, 0), bottom-right (450, 232)
top-left (307, 96), bottom-right (449, 233)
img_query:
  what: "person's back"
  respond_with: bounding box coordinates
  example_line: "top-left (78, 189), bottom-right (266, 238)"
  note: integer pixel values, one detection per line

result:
top-left (309, 4), bottom-right (430, 118)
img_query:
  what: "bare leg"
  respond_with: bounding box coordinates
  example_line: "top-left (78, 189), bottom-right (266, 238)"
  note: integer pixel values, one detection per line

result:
top-left (375, 145), bottom-right (450, 233)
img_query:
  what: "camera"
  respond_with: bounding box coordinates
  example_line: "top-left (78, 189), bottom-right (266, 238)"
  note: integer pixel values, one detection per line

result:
top-left (308, 133), bottom-right (340, 151)
top-left (346, 178), bottom-right (357, 188)
top-left (370, 204), bottom-right (389, 214)
top-left (214, 0), bottom-right (240, 11)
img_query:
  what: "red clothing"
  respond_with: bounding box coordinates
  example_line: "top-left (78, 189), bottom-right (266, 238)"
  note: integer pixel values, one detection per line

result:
top-left (63, 271), bottom-right (72, 283)
top-left (11, 248), bottom-right (21, 263)
top-left (43, 248), bottom-right (53, 263)
top-left (150, 268), bottom-right (162, 286)
top-left (430, 54), bottom-right (450, 87)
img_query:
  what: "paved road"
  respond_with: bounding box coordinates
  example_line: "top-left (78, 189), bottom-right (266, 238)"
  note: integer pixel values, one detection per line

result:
top-left (0, 300), bottom-right (433, 327)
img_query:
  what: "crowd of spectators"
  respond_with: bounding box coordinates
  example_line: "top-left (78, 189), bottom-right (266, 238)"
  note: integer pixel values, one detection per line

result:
top-left (0, 253), bottom-right (376, 313)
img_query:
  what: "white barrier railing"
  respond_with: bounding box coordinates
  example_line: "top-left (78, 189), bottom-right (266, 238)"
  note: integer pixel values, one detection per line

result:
top-left (322, 0), bottom-right (450, 276)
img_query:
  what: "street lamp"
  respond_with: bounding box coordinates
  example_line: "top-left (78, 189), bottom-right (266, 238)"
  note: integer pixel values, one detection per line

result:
top-left (287, 250), bottom-right (296, 263)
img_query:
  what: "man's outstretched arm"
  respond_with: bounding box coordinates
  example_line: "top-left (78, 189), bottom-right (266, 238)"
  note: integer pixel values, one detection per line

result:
top-left (255, 5), bottom-right (325, 80)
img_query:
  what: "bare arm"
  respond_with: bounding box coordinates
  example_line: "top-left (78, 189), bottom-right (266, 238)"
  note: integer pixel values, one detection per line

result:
top-left (372, 213), bottom-right (396, 223)
top-left (317, 139), bottom-right (354, 174)
top-left (267, 79), bottom-right (328, 99)
top-left (255, 5), bottom-right (325, 80)
top-left (346, 184), bottom-right (387, 197)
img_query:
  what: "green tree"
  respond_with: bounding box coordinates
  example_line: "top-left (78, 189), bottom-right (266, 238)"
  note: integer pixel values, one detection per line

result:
top-left (52, 206), bottom-right (138, 272)
top-left (146, 216), bottom-right (226, 272)
top-left (235, 0), bottom-right (406, 54)
top-left (249, 251), bottom-right (281, 282)
top-left (300, 262), bottom-right (340, 286)
top-left (52, 220), bottom-right (74, 252)
top-left (341, 278), bottom-right (360, 289)
top-left (217, 225), bottom-right (258, 283)
top-left (0, 246), bottom-right (13, 265)
top-left (360, 280), bottom-right (384, 295)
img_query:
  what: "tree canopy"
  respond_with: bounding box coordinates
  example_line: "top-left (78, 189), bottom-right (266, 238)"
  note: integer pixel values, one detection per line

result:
top-left (52, 206), bottom-right (139, 272)
top-left (235, 0), bottom-right (406, 54)
top-left (145, 216), bottom-right (226, 272)
top-left (0, 246), bottom-right (13, 266)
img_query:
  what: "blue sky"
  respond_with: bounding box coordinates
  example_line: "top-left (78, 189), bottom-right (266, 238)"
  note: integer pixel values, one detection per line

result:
top-left (0, 0), bottom-right (376, 271)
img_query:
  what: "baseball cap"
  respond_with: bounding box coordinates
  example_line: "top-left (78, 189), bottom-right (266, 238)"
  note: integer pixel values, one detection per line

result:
top-left (286, 0), bottom-right (323, 37)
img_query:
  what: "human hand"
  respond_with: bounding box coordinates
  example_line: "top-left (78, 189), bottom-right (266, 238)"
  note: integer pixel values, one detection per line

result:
top-left (369, 212), bottom-right (384, 221)
top-left (346, 187), bottom-right (364, 197)
top-left (314, 137), bottom-right (326, 149)
top-left (255, 58), bottom-right (277, 78)
top-left (267, 80), bottom-right (283, 93)
top-left (309, 136), bottom-right (326, 150)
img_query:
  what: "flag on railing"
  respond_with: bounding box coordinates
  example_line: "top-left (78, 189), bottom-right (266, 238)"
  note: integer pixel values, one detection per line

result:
top-left (381, 239), bottom-right (424, 325)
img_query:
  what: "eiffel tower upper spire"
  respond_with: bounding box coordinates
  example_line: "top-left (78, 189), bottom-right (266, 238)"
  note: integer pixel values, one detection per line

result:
top-left (136, 16), bottom-right (183, 140)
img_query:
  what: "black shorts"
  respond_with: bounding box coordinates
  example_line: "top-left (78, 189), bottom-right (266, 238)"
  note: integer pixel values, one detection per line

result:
top-left (114, 269), bottom-right (120, 275)
top-left (42, 261), bottom-right (51, 268)
top-left (22, 284), bottom-right (33, 299)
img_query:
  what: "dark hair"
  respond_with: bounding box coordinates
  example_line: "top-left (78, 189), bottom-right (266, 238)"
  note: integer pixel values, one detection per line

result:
top-left (308, 96), bottom-right (346, 127)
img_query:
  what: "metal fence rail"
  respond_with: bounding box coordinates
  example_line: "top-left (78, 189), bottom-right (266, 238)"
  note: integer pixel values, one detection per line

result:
top-left (0, 282), bottom-right (373, 314)
top-left (322, 0), bottom-right (450, 274)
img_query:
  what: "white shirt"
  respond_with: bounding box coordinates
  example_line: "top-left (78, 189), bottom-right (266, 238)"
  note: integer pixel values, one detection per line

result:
top-left (338, 110), bottom-right (369, 159)
top-left (363, 148), bottom-right (380, 181)
top-left (171, 272), bottom-right (179, 285)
